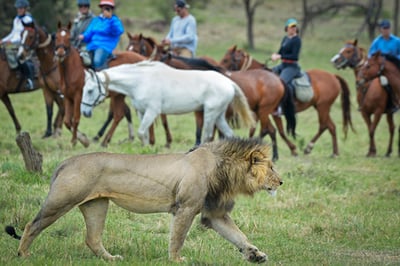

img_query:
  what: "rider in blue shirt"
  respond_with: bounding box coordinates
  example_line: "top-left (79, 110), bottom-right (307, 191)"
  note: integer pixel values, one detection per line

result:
top-left (79, 0), bottom-right (123, 71)
top-left (368, 19), bottom-right (400, 113)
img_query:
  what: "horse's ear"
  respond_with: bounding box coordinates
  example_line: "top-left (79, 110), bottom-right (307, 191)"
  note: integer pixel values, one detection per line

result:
top-left (67, 21), bottom-right (72, 30)
top-left (354, 39), bottom-right (358, 46)
top-left (127, 32), bottom-right (132, 39)
top-left (232, 45), bottom-right (237, 51)
top-left (57, 21), bottom-right (61, 29)
top-left (139, 33), bottom-right (143, 39)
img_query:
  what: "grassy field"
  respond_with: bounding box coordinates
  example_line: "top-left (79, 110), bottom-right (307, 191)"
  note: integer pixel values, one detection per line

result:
top-left (1, 1), bottom-right (399, 265)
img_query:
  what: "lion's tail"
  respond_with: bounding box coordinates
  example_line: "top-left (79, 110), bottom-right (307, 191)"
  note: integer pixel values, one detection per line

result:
top-left (230, 82), bottom-right (256, 129)
top-left (5, 225), bottom-right (21, 240)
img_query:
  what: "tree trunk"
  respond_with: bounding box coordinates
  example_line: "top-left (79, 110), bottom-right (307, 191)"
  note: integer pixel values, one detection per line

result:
top-left (16, 132), bottom-right (43, 173)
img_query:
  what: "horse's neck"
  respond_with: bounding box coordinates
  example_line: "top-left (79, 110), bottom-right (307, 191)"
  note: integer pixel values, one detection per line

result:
top-left (241, 55), bottom-right (264, 70)
top-left (60, 48), bottom-right (84, 77)
top-left (36, 30), bottom-right (56, 73)
top-left (383, 60), bottom-right (400, 85)
top-left (353, 47), bottom-right (368, 78)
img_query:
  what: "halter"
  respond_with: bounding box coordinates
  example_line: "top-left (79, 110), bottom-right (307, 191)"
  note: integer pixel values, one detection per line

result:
top-left (81, 70), bottom-right (109, 108)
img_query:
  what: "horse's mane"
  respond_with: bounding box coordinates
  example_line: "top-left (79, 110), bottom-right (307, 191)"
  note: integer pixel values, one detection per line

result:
top-left (382, 54), bottom-right (400, 68)
top-left (163, 54), bottom-right (224, 72)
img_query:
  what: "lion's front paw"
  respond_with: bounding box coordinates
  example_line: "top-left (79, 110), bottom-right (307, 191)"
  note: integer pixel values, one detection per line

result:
top-left (104, 254), bottom-right (124, 261)
top-left (243, 246), bottom-right (268, 263)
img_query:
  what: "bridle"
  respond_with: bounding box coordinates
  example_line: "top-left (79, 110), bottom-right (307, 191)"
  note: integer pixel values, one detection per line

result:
top-left (228, 49), bottom-right (253, 71)
top-left (81, 70), bottom-right (109, 108)
top-left (128, 37), bottom-right (157, 60)
top-left (54, 29), bottom-right (71, 60)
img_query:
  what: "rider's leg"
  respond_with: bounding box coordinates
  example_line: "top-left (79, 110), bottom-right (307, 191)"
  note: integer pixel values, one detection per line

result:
top-left (92, 48), bottom-right (111, 71)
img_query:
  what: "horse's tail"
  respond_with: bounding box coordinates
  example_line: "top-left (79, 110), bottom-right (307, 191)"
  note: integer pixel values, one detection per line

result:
top-left (335, 74), bottom-right (355, 139)
top-left (5, 225), bottom-right (21, 240)
top-left (280, 81), bottom-right (297, 138)
top-left (231, 82), bottom-right (256, 129)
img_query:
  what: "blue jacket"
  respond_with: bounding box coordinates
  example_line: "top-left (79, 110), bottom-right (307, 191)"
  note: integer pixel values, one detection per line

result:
top-left (82, 14), bottom-right (124, 53)
top-left (369, 34), bottom-right (400, 60)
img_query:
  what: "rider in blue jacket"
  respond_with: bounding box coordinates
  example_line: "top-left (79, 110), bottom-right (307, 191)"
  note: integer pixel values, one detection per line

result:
top-left (79, 0), bottom-right (123, 71)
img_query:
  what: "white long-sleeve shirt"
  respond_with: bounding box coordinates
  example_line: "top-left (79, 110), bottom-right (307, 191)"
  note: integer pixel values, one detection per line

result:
top-left (2, 16), bottom-right (26, 44)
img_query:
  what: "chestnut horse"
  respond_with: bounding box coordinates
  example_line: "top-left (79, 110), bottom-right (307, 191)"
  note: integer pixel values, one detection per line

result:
top-left (17, 23), bottom-right (65, 138)
top-left (358, 50), bottom-right (400, 156)
top-left (0, 45), bottom-right (41, 134)
top-left (54, 22), bottom-right (146, 147)
top-left (221, 45), bottom-right (353, 157)
top-left (331, 40), bottom-right (396, 157)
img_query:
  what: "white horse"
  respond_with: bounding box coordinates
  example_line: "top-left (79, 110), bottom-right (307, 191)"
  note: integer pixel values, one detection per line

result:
top-left (81, 61), bottom-right (254, 145)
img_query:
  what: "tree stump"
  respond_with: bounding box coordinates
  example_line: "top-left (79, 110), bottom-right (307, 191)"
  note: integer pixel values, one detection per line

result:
top-left (16, 132), bottom-right (43, 173)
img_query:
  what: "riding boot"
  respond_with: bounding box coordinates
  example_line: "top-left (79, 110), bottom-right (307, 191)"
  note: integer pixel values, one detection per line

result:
top-left (20, 60), bottom-right (35, 90)
top-left (383, 84), bottom-right (399, 113)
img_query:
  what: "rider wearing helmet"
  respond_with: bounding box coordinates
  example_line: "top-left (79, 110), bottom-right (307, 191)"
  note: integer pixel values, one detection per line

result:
top-left (0, 0), bottom-right (35, 90)
top-left (78, 0), bottom-right (124, 71)
top-left (71, 0), bottom-right (94, 49)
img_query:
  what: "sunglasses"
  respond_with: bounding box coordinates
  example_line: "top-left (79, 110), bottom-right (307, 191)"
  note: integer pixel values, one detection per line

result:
top-left (101, 6), bottom-right (112, 12)
top-left (78, 4), bottom-right (89, 8)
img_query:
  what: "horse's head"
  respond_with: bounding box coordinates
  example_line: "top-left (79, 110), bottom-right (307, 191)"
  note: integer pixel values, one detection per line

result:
top-left (126, 32), bottom-right (157, 58)
top-left (54, 21), bottom-right (72, 62)
top-left (331, 39), bottom-right (367, 69)
top-left (81, 69), bottom-right (108, 117)
top-left (17, 24), bottom-right (38, 63)
top-left (358, 51), bottom-right (385, 84)
top-left (219, 45), bottom-right (246, 71)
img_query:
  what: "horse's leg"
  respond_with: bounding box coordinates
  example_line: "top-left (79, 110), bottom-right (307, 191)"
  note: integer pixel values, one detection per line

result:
top-left (385, 113), bottom-right (395, 157)
top-left (304, 107), bottom-right (334, 156)
top-left (123, 102), bottom-right (135, 143)
top-left (194, 111), bottom-right (203, 146)
top-left (362, 110), bottom-right (384, 157)
top-left (398, 125), bottom-right (400, 157)
top-left (138, 110), bottom-right (158, 146)
top-left (161, 114), bottom-right (172, 148)
top-left (72, 95), bottom-right (89, 148)
top-left (214, 112), bottom-right (234, 139)
top-left (41, 88), bottom-right (54, 138)
top-left (52, 94), bottom-right (64, 137)
top-left (2, 94), bottom-right (22, 133)
top-left (272, 115), bottom-right (297, 156)
top-left (94, 111), bottom-right (113, 142)
top-left (101, 96), bottom-right (126, 147)
top-left (201, 110), bottom-right (220, 143)
top-left (259, 115), bottom-right (279, 161)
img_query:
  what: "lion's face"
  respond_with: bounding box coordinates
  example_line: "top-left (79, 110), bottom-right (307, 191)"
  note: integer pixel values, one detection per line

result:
top-left (248, 148), bottom-right (282, 196)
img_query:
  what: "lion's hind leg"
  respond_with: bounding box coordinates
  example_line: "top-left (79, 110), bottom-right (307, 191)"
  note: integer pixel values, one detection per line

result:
top-left (202, 214), bottom-right (267, 263)
top-left (18, 201), bottom-right (76, 257)
top-left (79, 198), bottom-right (122, 261)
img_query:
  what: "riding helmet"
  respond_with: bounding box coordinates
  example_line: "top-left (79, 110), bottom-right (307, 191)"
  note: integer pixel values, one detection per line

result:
top-left (15, 0), bottom-right (30, 8)
top-left (98, 0), bottom-right (114, 7)
top-left (77, 0), bottom-right (91, 6)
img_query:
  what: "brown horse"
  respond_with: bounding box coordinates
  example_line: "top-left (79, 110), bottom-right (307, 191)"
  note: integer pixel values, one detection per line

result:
top-left (0, 45), bottom-right (41, 134)
top-left (358, 50), bottom-right (400, 156)
top-left (54, 22), bottom-right (147, 147)
top-left (221, 45), bottom-right (354, 157)
top-left (17, 23), bottom-right (65, 138)
top-left (331, 40), bottom-right (396, 157)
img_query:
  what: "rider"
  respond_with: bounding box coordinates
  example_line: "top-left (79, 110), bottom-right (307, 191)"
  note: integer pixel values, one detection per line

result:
top-left (162, 0), bottom-right (198, 58)
top-left (271, 18), bottom-right (302, 115)
top-left (78, 0), bottom-right (124, 71)
top-left (0, 0), bottom-right (35, 90)
top-left (368, 19), bottom-right (400, 113)
top-left (71, 0), bottom-right (94, 66)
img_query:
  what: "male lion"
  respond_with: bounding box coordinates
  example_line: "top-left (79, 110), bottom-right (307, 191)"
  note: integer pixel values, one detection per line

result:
top-left (7, 137), bottom-right (282, 263)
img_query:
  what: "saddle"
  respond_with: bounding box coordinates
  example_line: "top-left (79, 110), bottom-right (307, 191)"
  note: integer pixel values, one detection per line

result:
top-left (292, 72), bottom-right (314, 103)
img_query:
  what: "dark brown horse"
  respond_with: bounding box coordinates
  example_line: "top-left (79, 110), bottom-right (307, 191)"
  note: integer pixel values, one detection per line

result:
top-left (54, 22), bottom-right (147, 147)
top-left (358, 50), bottom-right (400, 156)
top-left (221, 45), bottom-right (354, 157)
top-left (17, 23), bottom-right (65, 138)
top-left (0, 45), bottom-right (41, 134)
top-left (331, 40), bottom-right (396, 157)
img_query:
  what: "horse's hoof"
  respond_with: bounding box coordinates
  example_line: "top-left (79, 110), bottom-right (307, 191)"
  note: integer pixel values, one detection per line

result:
top-left (92, 136), bottom-right (100, 143)
top-left (42, 131), bottom-right (52, 139)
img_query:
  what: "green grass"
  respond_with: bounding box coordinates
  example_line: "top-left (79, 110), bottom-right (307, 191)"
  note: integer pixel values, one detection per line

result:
top-left (1, 1), bottom-right (400, 265)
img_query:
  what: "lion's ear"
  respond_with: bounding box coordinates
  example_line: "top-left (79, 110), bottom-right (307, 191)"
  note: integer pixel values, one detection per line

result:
top-left (250, 151), bottom-right (264, 165)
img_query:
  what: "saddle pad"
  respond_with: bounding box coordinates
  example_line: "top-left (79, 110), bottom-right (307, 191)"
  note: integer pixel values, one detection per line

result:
top-left (293, 72), bottom-right (314, 102)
